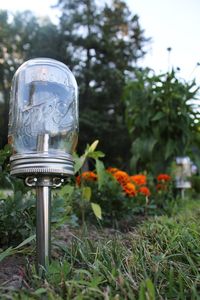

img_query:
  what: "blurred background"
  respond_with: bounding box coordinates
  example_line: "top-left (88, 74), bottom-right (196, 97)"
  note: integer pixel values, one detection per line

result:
top-left (0, 0), bottom-right (200, 173)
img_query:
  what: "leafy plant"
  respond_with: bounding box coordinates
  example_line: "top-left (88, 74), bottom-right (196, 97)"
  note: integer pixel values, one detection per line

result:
top-left (152, 173), bottom-right (175, 214)
top-left (0, 144), bottom-right (11, 167)
top-left (61, 142), bottom-right (175, 226)
top-left (0, 190), bottom-right (36, 247)
top-left (60, 141), bottom-right (104, 223)
top-left (123, 68), bottom-right (200, 173)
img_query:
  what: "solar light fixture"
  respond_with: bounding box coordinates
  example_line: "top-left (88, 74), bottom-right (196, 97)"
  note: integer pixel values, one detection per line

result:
top-left (175, 156), bottom-right (192, 198)
top-left (8, 58), bottom-right (78, 273)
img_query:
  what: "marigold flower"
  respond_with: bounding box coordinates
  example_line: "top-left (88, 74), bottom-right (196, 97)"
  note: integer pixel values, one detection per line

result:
top-left (76, 171), bottom-right (97, 185)
top-left (123, 182), bottom-right (137, 197)
top-left (112, 170), bottom-right (130, 186)
top-left (107, 167), bottom-right (119, 174)
top-left (138, 186), bottom-right (151, 197)
top-left (157, 174), bottom-right (171, 182)
top-left (130, 174), bottom-right (146, 186)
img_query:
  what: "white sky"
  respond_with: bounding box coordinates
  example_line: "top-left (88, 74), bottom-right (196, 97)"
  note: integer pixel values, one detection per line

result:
top-left (0, 0), bottom-right (200, 84)
top-left (129, 0), bottom-right (200, 83)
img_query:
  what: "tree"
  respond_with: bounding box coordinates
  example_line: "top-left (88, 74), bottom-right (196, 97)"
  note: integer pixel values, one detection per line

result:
top-left (0, 10), bottom-right (23, 148)
top-left (123, 68), bottom-right (200, 174)
top-left (57, 0), bottom-right (149, 166)
top-left (0, 10), bottom-right (63, 148)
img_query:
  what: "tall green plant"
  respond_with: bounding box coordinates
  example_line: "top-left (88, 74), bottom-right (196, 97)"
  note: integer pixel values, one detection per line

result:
top-left (123, 69), bottom-right (200, 173)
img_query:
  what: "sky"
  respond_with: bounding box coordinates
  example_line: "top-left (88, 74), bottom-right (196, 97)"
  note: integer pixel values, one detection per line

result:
top-left (129, 0), bottom-right (200, 83)
top-left (1, 0), bottom-right (200, 84)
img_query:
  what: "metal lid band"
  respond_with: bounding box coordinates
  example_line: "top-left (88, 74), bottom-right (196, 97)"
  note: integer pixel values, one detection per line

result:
top-left (10, 153), bottom-right (74, 177)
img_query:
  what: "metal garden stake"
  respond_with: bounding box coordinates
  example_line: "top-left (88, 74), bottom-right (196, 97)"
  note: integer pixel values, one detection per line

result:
top-left (8, 58), bottom-right (78, 273)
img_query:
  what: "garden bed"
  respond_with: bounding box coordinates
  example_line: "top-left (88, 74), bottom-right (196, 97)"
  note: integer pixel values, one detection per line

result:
top-left (0, 199), bottom-right (200, 299)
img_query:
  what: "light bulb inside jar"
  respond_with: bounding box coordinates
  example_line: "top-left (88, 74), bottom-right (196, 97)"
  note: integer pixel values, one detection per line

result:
top-left (8, 58), bottom-right (78, 177)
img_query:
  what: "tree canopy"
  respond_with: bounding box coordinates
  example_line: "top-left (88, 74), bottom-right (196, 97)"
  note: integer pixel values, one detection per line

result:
top-left (0, 1), bottom-right (149, 168)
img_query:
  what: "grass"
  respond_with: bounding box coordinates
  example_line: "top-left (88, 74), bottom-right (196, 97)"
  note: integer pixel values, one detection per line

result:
top-left (1, 199), bottom-right (200, 299)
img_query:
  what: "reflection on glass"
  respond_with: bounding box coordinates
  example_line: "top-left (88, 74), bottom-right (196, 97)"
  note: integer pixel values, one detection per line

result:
top-left (9, 58), bottom-right (78, 156)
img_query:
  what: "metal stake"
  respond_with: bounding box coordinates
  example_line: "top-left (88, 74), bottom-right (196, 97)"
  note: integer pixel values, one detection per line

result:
top-left (36, 184), bottom-right (51, 273)
top-left (25, 175), bottom-right (64, 275)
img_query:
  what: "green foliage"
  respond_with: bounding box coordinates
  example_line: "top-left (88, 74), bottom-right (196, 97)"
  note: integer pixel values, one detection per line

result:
top-left (62, 141), bottom-right (129, 224)
top-left (0, 234), bottom-right (35, 262)
top-left (62, 142), bottom-right (178, 225)
top-left (61, 141), bottom-right (104, 223)
top-left (150, 174), bottom-right (176, 214)
top-left (0, 141), bottom-right (177, 248)
top-left (191, 175), bottom-right (200, 195)
top-left (123, 68), bottom-right (200, 173)
top-left (0, 190), bottom-right (36, 247)
top-left (0, 144), bottom-right (12, 189)
top-left (0, 144), bottom-right (11, 167)
top-left (51, 192), bottom-right (76, 228)
top-left (0, 183), bottom-right (79, 248)
top-left (0, 146), bottom-right (75, 247)
top-left (91, 202), bottom-right (102, 220)
top-left (73, 140), bottom-right (104, 173)
top-left (3, 199), bottom-right (200, 299)
top-left (0, 144), bottom-right (37, 247)
top-left (139, 278), bottom-right (155, 300)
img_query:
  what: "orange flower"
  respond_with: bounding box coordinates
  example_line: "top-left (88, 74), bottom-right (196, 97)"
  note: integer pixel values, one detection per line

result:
top-left (76, 171), bottom-right (97, 185)
top-left (123, 182), bottom-right (137, 197)
top-left (130, 174), bottom-right (146, 186)
top-left (138, 186), bottom-right (151, 197)
top-left (157, 174), bottom-right (171, 182)
top-left (107, 167), bottom-right (119, 174)
top-left (112, 170), bottom-right (130, 186)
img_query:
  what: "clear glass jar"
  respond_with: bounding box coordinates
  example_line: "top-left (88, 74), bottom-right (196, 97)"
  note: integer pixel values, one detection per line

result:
top-left (9, 58), bottom-right (78, 155)
top-left (8, 58), bottom-right (78, 177)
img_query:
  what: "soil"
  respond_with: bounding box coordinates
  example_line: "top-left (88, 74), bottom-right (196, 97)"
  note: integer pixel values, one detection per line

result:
top-left (0, 255), bottom-right (26, 289)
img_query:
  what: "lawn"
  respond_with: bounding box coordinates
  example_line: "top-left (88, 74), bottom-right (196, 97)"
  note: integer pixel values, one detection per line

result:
top-left (1, 199), bottom-right (200, 299)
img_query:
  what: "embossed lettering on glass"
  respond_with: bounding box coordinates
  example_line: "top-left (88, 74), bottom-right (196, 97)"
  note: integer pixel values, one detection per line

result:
top-left (8, 58), bottom-right (78, 177)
